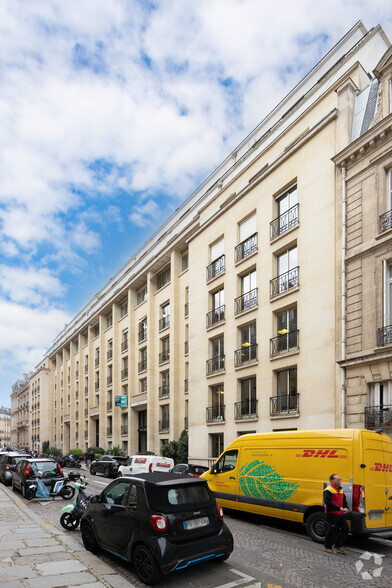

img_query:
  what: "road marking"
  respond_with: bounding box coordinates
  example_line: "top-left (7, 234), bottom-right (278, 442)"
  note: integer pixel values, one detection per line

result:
top-left (89, 479), bottom-right (109, 486)
top-left (214, 568), bottom-right (255, 588)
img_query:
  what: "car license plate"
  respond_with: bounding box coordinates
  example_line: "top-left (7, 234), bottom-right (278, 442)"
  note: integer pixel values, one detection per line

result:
top-left (183, 517), bottom-right (209, 530)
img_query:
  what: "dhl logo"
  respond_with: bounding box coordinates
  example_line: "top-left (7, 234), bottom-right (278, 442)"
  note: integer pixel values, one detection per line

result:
top-left (296, 449), bottom-right (347, 459)
top-left (370, 463), bottom-right (392, 472)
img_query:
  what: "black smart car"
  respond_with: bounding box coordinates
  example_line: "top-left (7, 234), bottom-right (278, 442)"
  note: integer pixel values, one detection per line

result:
top-left (90, 455), bottom-right (129, 478)
top-left (171, 463), bottom-right (209, 477)
top-left (12, 458), bottom-right (64, 498)
top-left (81, 472), bottom-right (233, 585)
top-left (0, 452), bottom-right (30, 486)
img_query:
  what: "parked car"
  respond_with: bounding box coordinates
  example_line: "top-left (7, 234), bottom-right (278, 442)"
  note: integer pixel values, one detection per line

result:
top-left (0, 452), bottom-right (31, 486)
top-left (11, 458), bottom-right (65, 499)
top-left (118, 455), bottom-right (174, 476)
top-left (81, 472), bottom-right (233, 585)
top-left (171, 463), bottom-right (209, 477)
top-left (90, 455), bottom-right (129, 478)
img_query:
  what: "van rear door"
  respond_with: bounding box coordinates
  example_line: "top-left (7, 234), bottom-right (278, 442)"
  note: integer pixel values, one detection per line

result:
top-left (382, 435), bottom-right (392, 529)
top-left (362, 432), bottom-right (390, 529)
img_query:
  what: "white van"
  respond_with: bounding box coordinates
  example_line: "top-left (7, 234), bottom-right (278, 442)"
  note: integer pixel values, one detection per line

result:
top-left (118, 455), bottom-right (174, 476)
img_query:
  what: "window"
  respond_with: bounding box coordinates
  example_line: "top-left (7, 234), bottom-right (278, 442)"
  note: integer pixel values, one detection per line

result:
top-left (106, 314), bottom-right (113, 329)
top-left (83, 332), bottom-right (88, 347)
top-left (121, 357), bottom-right (128, 379)
top-left (272, 307), bottom-right (298, 354)
top-left (210, 238), bottom-right (224, 261)
top-left (236, 214), bottom-right (258, 262)
top-left (210, 433), bottom-right (224, 458)
top-left (93, 325), bottom-right (99, 338)
top-left (101, 481), bottom-right (132, 505)
top-left (273, 246), bottom-right (298, 296)
top-left (107, 339), bottom-right (113, 360)
top-left (140, 378), bottom-right (147, 393)
top-left (212, 287), bottom-right (224, 311)
top-left (139, 347), bottom-right (147, 373)
top-left (272, 185), bottom-right (298, 238)
top-left (209, 336), bottom-right (224, 374)
top-left (272, 368), bottom-right (298, 414)
top-left (241, 269), bottom-right (256, 295)
top-left (370, 382), bottom-right (392, 408)
top-left (241, 322), bottom-right (256, 348)
top-left (240, 377), bottom-right (257, 416)
top-left (277, 368), bottom-right (297, 397)
top-left (208, 384), bottom-right (224, 421)
top-left (120, 302), bottom-right (128, 318)
top-left (139, 317), bottom-right (147, 342)
top-left (121, 329), bottom-right (128, 352)
top-left (207, 238), bottom-right (225, 280)
top-left (216, 449), bottom-right (238, 473)
top-left (160, 336), bottom-right (170, 364)
top-left (160, 303), bottom-right (170, 330)
top-left (160, 404), bottom-right (170, 428)
top-left (379, 262), bottom-right (392, 346)
top-left (182, 252), bottom-right (189, 271)
top-left (137, 286), bottom-right (147, 306)
top-left (236, 270), bottom-right (257, 314)
top-left (157, 267), bottom-right (171, 290)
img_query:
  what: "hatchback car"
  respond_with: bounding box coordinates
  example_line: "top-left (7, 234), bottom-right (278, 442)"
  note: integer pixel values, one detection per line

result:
top-left (0, 452), bottom-right (30, 486)
top-left (81, 472), bottom-right (233, 585)
top-left (90, 455), bottom-right (129, 478)
top-left (12, 458), bottom-right (64, 499)
top-left (171, 463), bottom-right (209, 477)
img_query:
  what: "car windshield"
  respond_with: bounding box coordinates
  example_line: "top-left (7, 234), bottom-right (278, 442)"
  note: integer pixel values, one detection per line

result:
top-left (31, 461), bottom-right (61, 475)
top-left (191, 466), bottom-right (209, 475)
top-left (146, 482), bottom-right (213, 513)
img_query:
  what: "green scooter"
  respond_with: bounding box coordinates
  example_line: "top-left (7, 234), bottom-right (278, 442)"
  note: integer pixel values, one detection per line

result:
top-left (60, 476), bottom-right (92, 530)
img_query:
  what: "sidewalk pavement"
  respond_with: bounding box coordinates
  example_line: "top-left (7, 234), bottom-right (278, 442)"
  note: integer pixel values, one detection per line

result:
top-left (0, 484), bottom-right (135, 588)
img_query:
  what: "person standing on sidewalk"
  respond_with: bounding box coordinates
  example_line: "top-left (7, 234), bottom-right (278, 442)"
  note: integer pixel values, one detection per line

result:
top-left (323, 473), bottom-right (349, 554)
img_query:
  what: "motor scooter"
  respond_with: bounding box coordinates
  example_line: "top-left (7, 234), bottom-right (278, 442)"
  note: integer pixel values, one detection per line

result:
top-left (60, 476), bottom-right (95, 530)
top-left (26, 471), bottom-right (80, 501)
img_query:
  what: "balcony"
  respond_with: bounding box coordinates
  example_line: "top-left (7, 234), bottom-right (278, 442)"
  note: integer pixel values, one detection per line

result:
top-left (107, 401), bottom-right (113, 411)
top-left (121, 340), bottom-right (128, 353)
top-left (121, 425), bottom-right (128, 435)
top-left (138, 359), bottom-right (147, 373)
top-left (107, 428), bottom-right (112, 437)
top-left (379, 209), bottom-right (392, 234)
top-left (84, 386), bottom-right (88, 396)
top-left (206, 355), bottom-right (225, 376)
top-left (107, 375), bottom-right (112, 386)
top-left (234, 288), bottom-right (258, 315)
top-left (270, 393), bottom-right (299, 416)
top-left (159, 316), bottom-right (170, 331)
top-left (206, 305), bottom-right (225, 329)
top-left (138, 329), bottom-right (147, 343)
top-left (95, 357), bottom-right (99, 367)
top-left (85, 364), bottom-right (88, 373)
top-left (95, 381), bottom-right (100, 390)
top-left (159, 385), bottom-right (170, 399)
top-left (270, 203), bottom-right (299, 240)
top-left (234, 343), bottom-right (258, 367)
top-left (121, 368), bottom-right (128, 380)
top-left (377, 325), bottom-right (392, 347)
top-left (90, 405), bottom-right (99, 417)
top-left (159, 420), bottom-right (170, 433)
top-left (206, 405), bottom-right (225, 423)
top-left (235, 233), bottom-right (258, 263)
top-left (184, 379), bottom-right (189, 393)
top-left (159, 350), bottom-right (170, 365)
top-left (184, 417), bottom-right (189, 430)
top-left (235, 399), bottom-right (258, 420)
top-left (270, 266), bottom-right (299, 298)
top-left (206, 255), bottom-right (225, 282)
top-left (365, 405), bottom-right (392, 429)
top-left (270, 330), bottom-right (299, 357)
top-left (184, 303), bottom-right (189, 318)
top-left (107, 350), bottom-right (113, 361)
top-left (184, 341), bottom-right (189, 355)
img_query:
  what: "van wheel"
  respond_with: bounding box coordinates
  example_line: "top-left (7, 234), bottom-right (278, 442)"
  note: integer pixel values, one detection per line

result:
top-left (306, 511), bottom-right (327, 542)
top-left (133, 544), bottom-right (161, 585)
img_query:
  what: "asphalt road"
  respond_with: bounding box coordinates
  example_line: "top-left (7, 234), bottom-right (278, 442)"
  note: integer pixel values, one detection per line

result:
top-left (13, 467), bottom-right (392, 588)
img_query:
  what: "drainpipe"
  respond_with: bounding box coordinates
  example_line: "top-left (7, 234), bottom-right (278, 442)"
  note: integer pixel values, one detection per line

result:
top-left (341, 163), bottom-right (347, 429)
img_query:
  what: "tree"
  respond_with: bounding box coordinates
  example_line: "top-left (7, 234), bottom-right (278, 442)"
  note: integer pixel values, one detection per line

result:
top-left (161, 430), bottom-right (188, 464)
top-left (42, 441), bottom-right (50, 454)
top-left (69, 448), bottom-right (83, 457)
top-left (48, 446), bottom-right (62, 457)
top-left (105, 445), bottom-right (124, 456)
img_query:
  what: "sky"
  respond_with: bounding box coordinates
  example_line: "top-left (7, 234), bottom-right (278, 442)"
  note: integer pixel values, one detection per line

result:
top-left (0, 0), bottom-right (391, 408)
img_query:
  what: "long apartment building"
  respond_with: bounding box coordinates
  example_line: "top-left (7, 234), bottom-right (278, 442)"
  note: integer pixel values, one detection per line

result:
top-left (0, 407), bottom-right (11, 447)
top-left (12, 22), bottom-right (392, 460)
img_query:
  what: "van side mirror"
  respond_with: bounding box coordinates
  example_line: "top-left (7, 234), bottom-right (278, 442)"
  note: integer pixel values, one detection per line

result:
top-left (210, 463), bottom-right (217, 475)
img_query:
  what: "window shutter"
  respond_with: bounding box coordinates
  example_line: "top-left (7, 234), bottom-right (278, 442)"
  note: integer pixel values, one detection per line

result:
top-left (210, 238), bottom-right (224, 261)
top-left (239, 214), bottom-right (256, 242)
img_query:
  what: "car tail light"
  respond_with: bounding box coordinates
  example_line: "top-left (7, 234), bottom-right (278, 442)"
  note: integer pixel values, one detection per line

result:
top-left (24, 464), bottom-right (30, 477)
top-left (4, 465), bottom-right (10, 471)
top-left (353, 484), bottom-right (365, 513)
top-left (57, 462), bottom-right (63, 475)
top-left (217, 504), bottom-right (224, 520)
top-left (149, 462), bottom-right (153, 473)
top-left (150, 515), bottom-right (168, 532)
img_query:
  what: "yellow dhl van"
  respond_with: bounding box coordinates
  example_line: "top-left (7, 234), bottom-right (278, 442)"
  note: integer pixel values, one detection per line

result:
top-left (201, 429), bottom-right (392, 541)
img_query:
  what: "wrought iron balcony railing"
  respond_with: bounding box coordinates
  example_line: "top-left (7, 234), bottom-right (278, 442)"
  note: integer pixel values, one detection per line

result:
top-left (270, 203), bottom-right (299, 240)
top-left (107, 428), bottom-right (112, 436)
top-left (206, 305), bottom-right (225, 328)
top-left (206, 405), bottom-right (225, 423)
top-left (377, 325), bottom-right (392, 347)
top-left (270, 330), bottom-right (299, 356)
top-left (235, 233), bottom-right (258, 263)
top-left (107, 401), bottom-right (112, 411)
top-left (364, 405), bottom-right (392, 429)
top-left (379, 209), bottom-right (392, 234)
top-left (234, 288), bottom-right (258, 315)
top-left (121, 426), bottom-right (128, 435)
top-left (234, 343), bottom-right (258, 367)
top-left (84, 431), bottom-right (88, 439)
top-left (270, 266), bottom-right (299, 298)
top-left (159, 385), bottom-right (169, 399)
top-left (159, 350), bottom-right (170, 365)
top-left (270, 393), bottom-right (299, 416)
top-left (121, 340), bottom-right (128, 352)
top-left (107, 350), bottom-right (113, 361)
top-left (159, 420), bottom-right (170, 432)
top-left (234, 399), bottom-right (258, 419)
top-left (206, 355), bottom-right (225, 375)
top-left (206, 255), bottom-right (225, 282)
top-left (121, 368), bottom-right (128, 379)
top-left (138, 359), bottom-right (147, 373)
top-left (159, 316), bottom-right (170, 331)
top-left (138, 329), bottom-right (147, 343)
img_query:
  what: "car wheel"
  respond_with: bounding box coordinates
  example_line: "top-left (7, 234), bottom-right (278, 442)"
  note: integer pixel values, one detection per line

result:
top-left (60, 513), bottom-right (79, 531)
top-left (103, 467), bottom-right (109, 478)
top-left (133, 544), bottom-right (161, 585)
top-left (306, 511), bottom-right (327, 542)
top-left (90, 467), bottom-right (96, 476)
top-left (61, 485), bottom-right (75, 500)
top-left (81, 522), bottom-right (99, 554)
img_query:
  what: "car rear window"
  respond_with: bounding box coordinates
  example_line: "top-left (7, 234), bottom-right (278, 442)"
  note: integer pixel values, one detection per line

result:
top-left (146, 482), bottom-right (214, 513)
top-left (10, 457), bottom-right (27, 465)
top-left (191, 466), bottom-right (208, 476)
top-left (114, 457), bottom-right (128, 464)
top-left (31, 461), bottom-right (61, 475)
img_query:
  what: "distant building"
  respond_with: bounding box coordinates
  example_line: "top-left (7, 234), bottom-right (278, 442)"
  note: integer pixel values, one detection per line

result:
top-left (10, 376), bottom-right (31, 448)
top-left (0, 406), bottom-right (11, 447)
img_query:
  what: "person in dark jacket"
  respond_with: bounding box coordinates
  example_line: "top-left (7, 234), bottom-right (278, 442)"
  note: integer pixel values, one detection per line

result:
top-left (323, 473), bottom-right (349, 554)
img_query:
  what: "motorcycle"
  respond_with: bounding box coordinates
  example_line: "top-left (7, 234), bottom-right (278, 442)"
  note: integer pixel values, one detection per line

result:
top-left (60, 476), bottom-right (94, 530)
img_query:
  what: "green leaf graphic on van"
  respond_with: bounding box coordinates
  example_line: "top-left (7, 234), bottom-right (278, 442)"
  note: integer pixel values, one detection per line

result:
top-left (239, 460), bottom-right (299, 501)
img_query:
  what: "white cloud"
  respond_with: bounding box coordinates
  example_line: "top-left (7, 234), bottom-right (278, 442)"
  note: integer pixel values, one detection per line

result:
top-left (0, 266), bottom-right (64, 305)
top-left (129, 199), bottom-right (160, 227)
